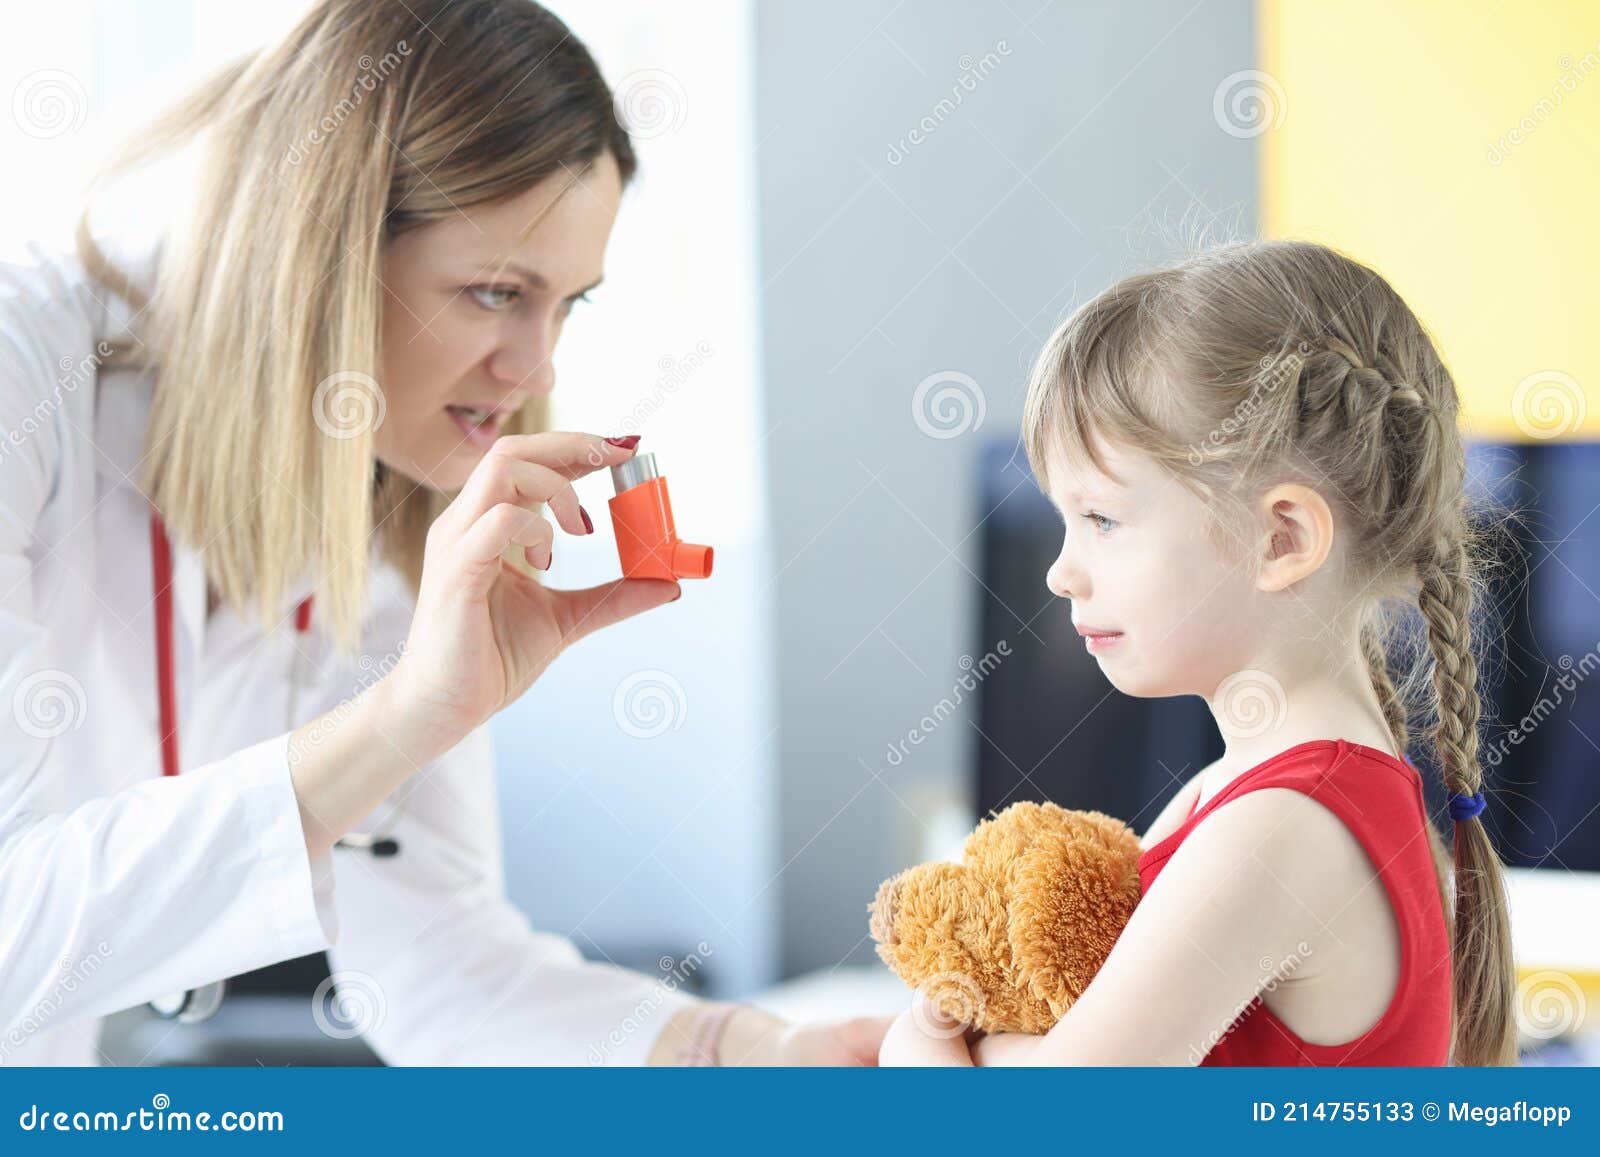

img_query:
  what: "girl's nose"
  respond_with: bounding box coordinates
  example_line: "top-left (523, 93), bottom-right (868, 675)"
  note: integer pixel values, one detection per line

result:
top-left (1046, 552), bottom-right (1086, 600)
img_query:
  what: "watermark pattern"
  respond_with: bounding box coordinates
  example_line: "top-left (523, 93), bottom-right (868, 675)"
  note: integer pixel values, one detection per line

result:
top-left (909, 970), bottom-right (986, 1039)
top-left (1, 941), bottom-right (112, 1060)
top-left (284, 42), bottom-right (411, 166)
top-left (11, 69), bottom-right (87, 140)
top-left (1186, 341), bottom-right (1310, 465)
top-left (611, 340), bottom-right (715, 438)
top-left (882, 642), bottom-right (1011, 769)
top-left (1488, 43), bottom-right (1600, 165)
top-left (612, 69), bottom-right (687, 140)
top-left (886, 40), bottom-right (1012, 165)
top-left (17, 1094), bottom-right (283, 1133)
top-left (312, 370), bottom-right (387, 440)
top-left (1211, 669), bottom-right (1288, 740)
top-left (912, 370), bottom-right (986, 439)
top-left (612, 669), bottom-right (687, 739)
top-left (1212, 69), bottom-right (1287, 139)
top-left (1511, 370), bottom-right (1586, 441)
top-left (1483, 642), bottom-right (1599, 768)
top-left (588, 942), bottom-right (714, 1064)
top-left (1188, 941), bottom-right (1313, 1063)
top-left (311, 970), bottom-right (387, 1040)
top-left (1, 341), bottom-right (115, 469)
top-left (286, 642), bottom-right (406, 763)
top-left (12, 670), bottom-right (88, 740)
top-left (1514, 968), bottom-right (1588, 1040)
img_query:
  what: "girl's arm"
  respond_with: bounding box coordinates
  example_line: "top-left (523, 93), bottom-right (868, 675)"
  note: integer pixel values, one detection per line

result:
top-left (889, 788), bottom-right (1352, 1066)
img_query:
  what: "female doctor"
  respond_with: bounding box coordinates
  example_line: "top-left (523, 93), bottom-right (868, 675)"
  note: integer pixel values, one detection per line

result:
top-left (0, 0), bottom-right (888, 1066)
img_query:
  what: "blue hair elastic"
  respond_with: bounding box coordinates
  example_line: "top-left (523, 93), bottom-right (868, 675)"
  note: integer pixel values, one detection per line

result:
top-left (1400, 755), bottom-right (1486, 822)
top-left (1448, 791), bottom-right (1487, 822)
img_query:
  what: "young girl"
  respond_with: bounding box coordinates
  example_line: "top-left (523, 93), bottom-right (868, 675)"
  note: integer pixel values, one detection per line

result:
top-left (880, 239), bottom-right (1517, 1067)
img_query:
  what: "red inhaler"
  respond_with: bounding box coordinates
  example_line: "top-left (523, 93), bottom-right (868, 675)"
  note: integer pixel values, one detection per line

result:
top-left (608, 452), bottom-right (713, 581)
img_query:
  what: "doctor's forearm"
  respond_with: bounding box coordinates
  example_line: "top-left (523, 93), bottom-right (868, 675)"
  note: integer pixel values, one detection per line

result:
top-left (288, 674), bottom-right (460, 860)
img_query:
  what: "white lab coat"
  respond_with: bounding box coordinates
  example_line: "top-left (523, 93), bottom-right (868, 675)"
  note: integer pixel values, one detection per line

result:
top-left (0, 235), bottom-right (692, 1065)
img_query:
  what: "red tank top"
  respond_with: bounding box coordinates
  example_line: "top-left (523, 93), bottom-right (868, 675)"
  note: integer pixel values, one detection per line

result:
top-left (1137, 739), bottom-right (1453, 1065)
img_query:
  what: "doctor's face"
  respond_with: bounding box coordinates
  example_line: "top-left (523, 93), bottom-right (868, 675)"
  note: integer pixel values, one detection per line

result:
top-left (373, 152), bottom-right (623, 491)
top-left (1040, 436), bottom-right (1263, 700)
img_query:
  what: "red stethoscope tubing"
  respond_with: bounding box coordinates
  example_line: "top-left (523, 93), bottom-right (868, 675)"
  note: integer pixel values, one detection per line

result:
top-left (149, 510), bottom-right (311, 777)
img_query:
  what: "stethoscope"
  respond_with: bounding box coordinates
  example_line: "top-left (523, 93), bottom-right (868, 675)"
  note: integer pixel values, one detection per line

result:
top-left (145, 510), bottom-right (400, 1024)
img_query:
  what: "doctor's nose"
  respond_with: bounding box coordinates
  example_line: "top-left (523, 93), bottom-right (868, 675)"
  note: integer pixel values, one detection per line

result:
top-left (487, 320), bottom-right (557, 395)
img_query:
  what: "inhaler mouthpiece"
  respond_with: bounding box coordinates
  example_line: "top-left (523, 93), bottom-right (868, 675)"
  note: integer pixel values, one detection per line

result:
top-left (608, 452), bottom-right (714, 581)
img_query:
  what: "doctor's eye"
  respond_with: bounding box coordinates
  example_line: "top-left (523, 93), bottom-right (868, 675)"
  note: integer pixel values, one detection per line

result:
top-left (468, 284), bottom-right (521, 311)
top-left (1084, 511), bottom-right (1118, 535)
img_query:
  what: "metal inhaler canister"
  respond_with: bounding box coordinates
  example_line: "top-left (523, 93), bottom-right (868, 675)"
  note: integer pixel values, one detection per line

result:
top-left (607, 452), bottom-right (713, 581)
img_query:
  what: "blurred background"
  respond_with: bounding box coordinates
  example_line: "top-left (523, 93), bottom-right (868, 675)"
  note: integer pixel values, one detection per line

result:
top-left (4, 0), bottom-right (1595, 1064)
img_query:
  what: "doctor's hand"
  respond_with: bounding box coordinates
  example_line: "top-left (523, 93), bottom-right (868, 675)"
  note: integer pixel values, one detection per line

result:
top-left (391, 433), bottom-right (680, 748)
top-left (650, 1004), bottom-right (894, 1066)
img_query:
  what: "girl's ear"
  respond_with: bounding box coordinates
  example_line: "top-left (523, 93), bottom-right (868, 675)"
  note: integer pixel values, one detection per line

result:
top-left (1255, 483), bottom-right (1334, 593)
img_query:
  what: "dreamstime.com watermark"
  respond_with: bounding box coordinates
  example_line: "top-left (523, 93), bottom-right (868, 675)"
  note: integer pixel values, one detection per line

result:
top-left (284, 42), bottom-right (411, 166)
top-left (613, 69), bottom-right (688, 140)
top-left (612, 668), bottom-right (687, 739)
top-left (10, 69), bottom-right (87, 140)
top-left (880, 641), bottom-right (1011, 770)
top-left (1511, 370), bottom-right (1587, 441)
top-left (1, 941), bottom-right (112, 1060)
top-left (286, 641), bottom-right (406, 762)
top-left (886, 40), bottom-right (1012, 165)
top-left (311, 970), bottom-right (387, 1040)
top-left (1212, 69), bottom-right (1287, 138)
top-left (1488, 42), bottom-right (1600, 166)
top-left (1186, 341), bottom-right (1310, 465)
top-left (911, 369), bottom-right (986, 439)
top-left (610, 340), bottom-right (715, 438)
top-left (1211, 668), bottom-right (1289, 740)
top-left (17, 1094), bottom-right (283, 1134)
top-left (1515, 968), bottom-right (1588, 1040)
top-left (587, 941), bottom-right (715, 1064)
top-left (1, 341), bottom-right (114, 469)
top-left (1188, 941), bottom-right (1314, 1064)
top-left (312, 370), bottom-right (387, 440)
top-left (1483, 641), bottom-right (1600, 769)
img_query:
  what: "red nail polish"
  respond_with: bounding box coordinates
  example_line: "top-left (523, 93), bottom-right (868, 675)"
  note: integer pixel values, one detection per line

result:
top-left (580, 506), bottom-right (594, 534)
top-left (604, 435), bottom-right (642, 449)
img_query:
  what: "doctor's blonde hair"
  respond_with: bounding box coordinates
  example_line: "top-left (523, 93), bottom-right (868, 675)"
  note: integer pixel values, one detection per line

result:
top-left (78, 0), bottom-right (634, 649)
top-left (1022, 240), bottom-right (1518, 1066)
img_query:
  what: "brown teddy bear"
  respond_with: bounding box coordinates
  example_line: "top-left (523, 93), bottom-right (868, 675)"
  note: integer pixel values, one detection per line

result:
top-left (868, 801), bottom-right (1144, 1036)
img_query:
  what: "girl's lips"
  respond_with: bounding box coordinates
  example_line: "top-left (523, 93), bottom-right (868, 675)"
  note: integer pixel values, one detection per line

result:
top-left (1083, 631), bottom-right (1124, 653)
top-left (446, 404), bottom-right (503, 451)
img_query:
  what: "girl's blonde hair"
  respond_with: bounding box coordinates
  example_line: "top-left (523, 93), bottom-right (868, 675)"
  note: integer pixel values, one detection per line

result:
top-left (79, 0), bottom-right (635, 648)
top-left (1022, 239), bottom-right (1517, 1066)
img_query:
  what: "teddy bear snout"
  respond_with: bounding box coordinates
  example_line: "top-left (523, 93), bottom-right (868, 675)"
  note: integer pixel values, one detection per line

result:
top-left (868, 877), bottom-right (901, 947)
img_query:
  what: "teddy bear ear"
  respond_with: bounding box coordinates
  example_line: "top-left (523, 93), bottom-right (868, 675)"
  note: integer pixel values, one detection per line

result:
top-left (1006, 818), bottom-right (1143, 1023)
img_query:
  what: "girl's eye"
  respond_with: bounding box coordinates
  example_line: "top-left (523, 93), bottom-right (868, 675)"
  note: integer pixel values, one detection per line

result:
top-left (468, 285), bottom-right (521, 311)
top-left (1084, 511), bottom-right (1118, 535)
top-left (559, 290), bottom-right (593, 317)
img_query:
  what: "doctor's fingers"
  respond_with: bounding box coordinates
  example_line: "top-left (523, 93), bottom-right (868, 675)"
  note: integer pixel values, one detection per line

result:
top-left (458, 503), bottom-right (555, 574)
top-left (484, 431), bottom-right (638, 481)
top-left (441, 452), bottom-right (585, 542)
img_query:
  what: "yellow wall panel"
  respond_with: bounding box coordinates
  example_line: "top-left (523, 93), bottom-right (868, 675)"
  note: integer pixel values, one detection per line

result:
top-left (1260, 0), bottom-right (1598, 442)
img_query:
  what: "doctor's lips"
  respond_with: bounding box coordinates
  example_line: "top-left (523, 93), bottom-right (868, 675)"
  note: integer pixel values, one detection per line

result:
top-left (1075, 623), bottom-right (1124, 653)
top-left (445, 400), bottom-right (517, 451)
top-left (609, 451), bottom-right (713, 581)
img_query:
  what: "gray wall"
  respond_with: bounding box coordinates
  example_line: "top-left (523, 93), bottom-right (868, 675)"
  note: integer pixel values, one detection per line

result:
top-left (753, 0), bottom-right (1259, 977)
